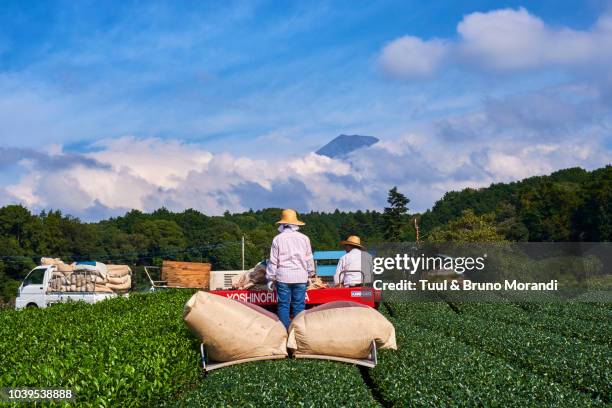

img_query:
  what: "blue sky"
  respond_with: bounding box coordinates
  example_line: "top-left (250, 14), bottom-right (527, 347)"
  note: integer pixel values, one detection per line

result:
top-left (0, 1), bottom-right (611, 219)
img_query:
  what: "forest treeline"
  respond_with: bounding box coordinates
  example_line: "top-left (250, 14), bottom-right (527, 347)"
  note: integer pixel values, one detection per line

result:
top-left (0, 165), bottom-right (609, 303)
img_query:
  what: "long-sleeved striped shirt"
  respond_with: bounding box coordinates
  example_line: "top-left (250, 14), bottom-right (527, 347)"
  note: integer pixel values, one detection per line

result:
top-left (266, 229), bottom-right (315, 284)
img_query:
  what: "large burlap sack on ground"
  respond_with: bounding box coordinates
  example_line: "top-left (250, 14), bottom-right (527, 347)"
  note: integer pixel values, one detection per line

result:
top-left (184, 291), bottom-right (288, 362)
top-left (287, 301), bottom-right (396, 359)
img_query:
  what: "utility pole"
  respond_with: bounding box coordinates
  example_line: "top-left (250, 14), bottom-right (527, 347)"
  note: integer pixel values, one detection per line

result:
top-left (241, 235), bottom-right (245, 270)
top-left (414, 218), bottom-right (420, 244)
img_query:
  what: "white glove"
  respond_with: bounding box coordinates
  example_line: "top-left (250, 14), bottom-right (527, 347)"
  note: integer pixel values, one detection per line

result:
top-left (267, 280), bottom-right (275, 291)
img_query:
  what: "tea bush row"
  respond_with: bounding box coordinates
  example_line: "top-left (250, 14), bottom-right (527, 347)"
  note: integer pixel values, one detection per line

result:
top-left (451, 301), bottom-right (611, 346)
top-left (167, 359), bottom-right (379, 408)
top-left (370, 305), bottom-right (604, 407)
top-left (387, 302), bottom-right (611, 402)
top-left (0, 290), bottom-right (200, 407)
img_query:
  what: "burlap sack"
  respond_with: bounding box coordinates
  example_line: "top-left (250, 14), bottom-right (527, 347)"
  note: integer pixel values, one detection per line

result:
top-left (106, 265), bottom-right (131, 278)
top-left (106, 275), bottom-right (131, 291)
top-left (57, 263), bottom-right (74, 273)
top-left (90, 275), bottom-right (107, 284)
top-left (94, 284), bottom-right (114, 293)
top-left (231, 263), bottom-right (266, 289)
top-left (48, 278), bottom-right (60, 291)
top-left (41, 257), bottom-right (62, 266)
top-left (183, 291), bottom-right (288, 362)
top-left (73, 263), bottom-right (107, 278)
top-left (107, 275), bottom-right (128, 285)
top-left (287, 301), bottom-right (396, 359)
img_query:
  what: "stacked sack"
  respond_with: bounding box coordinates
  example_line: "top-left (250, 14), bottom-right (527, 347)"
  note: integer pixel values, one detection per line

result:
top-left (106, 265), bottom-right (132, 291)
top-left (42, 258), bottom-right (131, 294)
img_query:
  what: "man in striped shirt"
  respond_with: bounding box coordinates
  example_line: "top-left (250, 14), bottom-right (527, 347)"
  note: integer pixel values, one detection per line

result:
top-left (266, 209), bottom-right (315, 329)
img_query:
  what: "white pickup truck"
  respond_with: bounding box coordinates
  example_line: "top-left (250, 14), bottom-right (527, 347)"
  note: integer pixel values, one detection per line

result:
top-left (15, 265), bottom-right (124, 310)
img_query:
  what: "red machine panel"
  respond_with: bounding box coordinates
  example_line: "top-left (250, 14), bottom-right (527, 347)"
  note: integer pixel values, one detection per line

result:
top-left (210, 287), bottom-right (381, 308)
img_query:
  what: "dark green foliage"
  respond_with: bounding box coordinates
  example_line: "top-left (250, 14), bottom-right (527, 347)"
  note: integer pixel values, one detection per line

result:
top-left (169, 359), bottom-right (379, 408)
top-left (388, 302), bottom-right (612, 402)
top-left (452, 301), bottom-right (612, 346)
top-left (427, 209), bottom-right (507, 242)
top-left (573, 166), bottom-right (612, 241)
top-left (420, 165), bottom-right (612, 241)
top-left (519, 301), bottom-right (612, 324)
top-left (0, 290), bottom-right (200, 407)
top-left (1, 291), bottom-right (610, 406)
top-left (372, 305), bottom-right (604, 407)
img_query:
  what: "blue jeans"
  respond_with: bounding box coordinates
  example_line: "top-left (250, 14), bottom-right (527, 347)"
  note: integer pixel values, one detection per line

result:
top-left (276, 282), bottom-right (307, 329)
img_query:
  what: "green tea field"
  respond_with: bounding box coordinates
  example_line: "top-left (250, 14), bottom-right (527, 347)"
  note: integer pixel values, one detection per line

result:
top-left (0, 290), bottom-right (610, 407)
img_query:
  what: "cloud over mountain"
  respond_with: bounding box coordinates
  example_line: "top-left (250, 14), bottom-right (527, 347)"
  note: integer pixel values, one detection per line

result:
top-left (1, 113), bottom-right (608, 221)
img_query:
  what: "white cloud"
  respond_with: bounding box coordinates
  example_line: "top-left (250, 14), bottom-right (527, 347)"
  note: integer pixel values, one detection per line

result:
top-left (380, 8), bottom-right (612, 78)
top-left (1, 127), bottom-right (609, 221)
top-left (2, 137), bottom-right (376, 219)
top-left (89, 137), bottom-right (213, 189)
top-left (379, 36), bottom-right (448, 78)
top-left (457, 8), bottom-right (612, 70)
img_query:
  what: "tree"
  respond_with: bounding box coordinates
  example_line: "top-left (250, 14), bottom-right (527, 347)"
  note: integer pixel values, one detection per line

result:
top-left (573, 166), bottom-right (611, 241)
top-left (207, 241), bottom-right (260, 270)
top-left (134, 220), bottom-right (187, 259)
top-left (0, 205), bottom-right (36, 248)
top-left (495, 202), bottom-right (529, 241)
top-left (427, 210), bottom-right (507, 243)
top-left (383, 187), bottom-right (410, 242)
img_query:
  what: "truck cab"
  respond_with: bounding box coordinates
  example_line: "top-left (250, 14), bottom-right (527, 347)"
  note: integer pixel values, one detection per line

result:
top-left (15, 266), bottom-right (52, 309)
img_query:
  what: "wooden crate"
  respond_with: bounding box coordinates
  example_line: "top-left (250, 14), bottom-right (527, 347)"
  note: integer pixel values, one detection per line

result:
top-left (162, 261), bottom-right (211, 289)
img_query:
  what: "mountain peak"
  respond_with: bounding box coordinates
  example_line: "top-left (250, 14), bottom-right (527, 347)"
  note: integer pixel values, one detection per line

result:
top-left (316, 134), bottom-right (379, 158)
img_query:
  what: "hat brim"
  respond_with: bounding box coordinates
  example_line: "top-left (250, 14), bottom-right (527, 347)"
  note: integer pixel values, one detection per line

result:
top-left (339, 240), bottom-right (365, 249)
top-left (276, 220), bottom-right (305, 226)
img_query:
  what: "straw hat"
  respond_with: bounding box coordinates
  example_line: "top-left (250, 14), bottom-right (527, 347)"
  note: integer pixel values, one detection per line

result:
top-left (276, 209), bottom-right (305, 226)
top-left (339, 235), bottom-right (365, 249)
